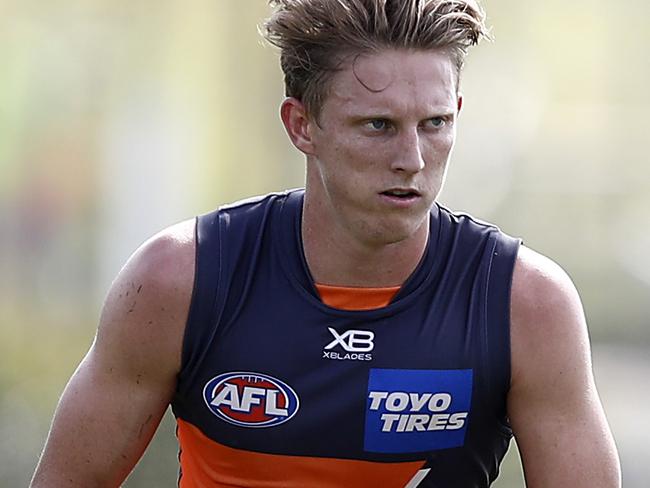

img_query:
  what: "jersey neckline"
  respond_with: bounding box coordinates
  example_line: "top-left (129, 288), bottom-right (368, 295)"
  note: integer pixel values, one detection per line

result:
top-left (315, 283), bottom-right (401, 311)
top-left (274, 189), bottom-right (444, 318)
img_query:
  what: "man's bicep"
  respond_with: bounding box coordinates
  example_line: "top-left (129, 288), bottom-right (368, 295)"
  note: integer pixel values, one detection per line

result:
top-left (31, 220), bottom-right (195, 487)
top-left (31, 345), bottom-right (174, 487)
top-left (508, 246), bottom-right (620, 488)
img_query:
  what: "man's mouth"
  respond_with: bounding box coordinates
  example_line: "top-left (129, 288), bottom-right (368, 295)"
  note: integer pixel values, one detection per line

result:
top-left (380, 189), bottom-right (421, 199)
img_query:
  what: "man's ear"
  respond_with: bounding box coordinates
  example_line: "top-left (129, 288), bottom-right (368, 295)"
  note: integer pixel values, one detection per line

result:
top-left (280, 97), bottom-right (316, 155)
top-left (457, 93), bottom-right (463, 113)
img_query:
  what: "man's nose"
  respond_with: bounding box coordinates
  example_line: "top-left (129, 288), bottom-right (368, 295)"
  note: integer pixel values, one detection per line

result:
top-left (390, 129), bottom-right (425, 174)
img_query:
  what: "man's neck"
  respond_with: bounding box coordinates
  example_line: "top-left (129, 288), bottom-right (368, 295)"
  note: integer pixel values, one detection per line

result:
top-left (301, 197), bottom-right (429, 288)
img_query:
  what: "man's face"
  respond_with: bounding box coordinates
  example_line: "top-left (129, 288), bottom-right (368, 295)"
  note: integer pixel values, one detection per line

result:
top-left (306, 48), bottom-right (461, 246)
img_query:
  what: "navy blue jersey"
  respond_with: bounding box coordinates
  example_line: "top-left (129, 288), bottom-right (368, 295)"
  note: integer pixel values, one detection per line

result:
top-left (171, 189), bottom-right (520, 487)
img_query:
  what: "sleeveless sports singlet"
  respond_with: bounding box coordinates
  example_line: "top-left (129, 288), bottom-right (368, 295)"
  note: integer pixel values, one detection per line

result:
top-left (171, 189), bottom-right (520, 487)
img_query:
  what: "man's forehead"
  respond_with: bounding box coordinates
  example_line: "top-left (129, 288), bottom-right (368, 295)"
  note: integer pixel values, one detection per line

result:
top-left (326, 49), bottom-right (458, 113)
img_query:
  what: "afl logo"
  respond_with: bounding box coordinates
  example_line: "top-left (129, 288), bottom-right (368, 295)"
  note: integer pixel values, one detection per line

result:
top-left (203, 372), bottom-right (300, 428)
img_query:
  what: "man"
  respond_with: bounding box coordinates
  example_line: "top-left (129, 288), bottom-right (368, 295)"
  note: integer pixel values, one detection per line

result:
top-left (31, 0), bottom-right (620, 486)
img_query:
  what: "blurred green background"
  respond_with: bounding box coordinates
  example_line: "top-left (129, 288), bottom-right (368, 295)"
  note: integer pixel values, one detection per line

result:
top-left (1, 0), bottom-right (648, 486)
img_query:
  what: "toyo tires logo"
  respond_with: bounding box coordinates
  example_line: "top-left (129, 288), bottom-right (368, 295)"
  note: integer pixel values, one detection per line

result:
top-left (203, 372), bottom-right (300, 428)
top-left (364, 368), bottom-right (473, 453)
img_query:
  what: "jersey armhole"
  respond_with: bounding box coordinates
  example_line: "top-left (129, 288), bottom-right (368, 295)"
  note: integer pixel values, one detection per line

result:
top-left (485, 232), bottom-right (521, 434)
top-left (177, 211), bottom-right (225, 386)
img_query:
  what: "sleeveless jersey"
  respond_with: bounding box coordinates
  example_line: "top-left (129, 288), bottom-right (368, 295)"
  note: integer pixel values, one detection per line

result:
top-left (171, 189), bottom-right (520, 488)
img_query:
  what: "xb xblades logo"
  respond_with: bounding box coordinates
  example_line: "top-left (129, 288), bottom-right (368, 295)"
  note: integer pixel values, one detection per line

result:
top-left (323, 327), bottom-right (374, 361)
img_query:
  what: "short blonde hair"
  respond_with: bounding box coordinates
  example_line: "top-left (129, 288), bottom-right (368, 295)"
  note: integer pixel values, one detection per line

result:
top-left (263, 0), bottom-right (490, 118)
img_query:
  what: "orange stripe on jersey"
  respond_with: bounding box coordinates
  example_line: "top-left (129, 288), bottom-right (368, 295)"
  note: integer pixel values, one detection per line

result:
top-left (315, 284), bottom-right (400, 311)
top-left (177, 419), bottom-right (424, 488)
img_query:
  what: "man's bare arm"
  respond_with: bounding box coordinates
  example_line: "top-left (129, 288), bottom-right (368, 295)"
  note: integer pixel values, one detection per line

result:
top-left (508, 245), bottom-right (621, 487)
top-left (30, 219), bottom-right (195, 488)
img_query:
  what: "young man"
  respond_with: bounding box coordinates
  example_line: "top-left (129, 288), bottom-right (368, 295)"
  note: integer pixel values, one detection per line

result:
top-left (31, 1), bottom-right (620, 487)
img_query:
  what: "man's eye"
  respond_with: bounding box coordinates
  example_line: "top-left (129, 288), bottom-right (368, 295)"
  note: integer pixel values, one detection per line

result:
top-left (426, 117), bottom-right (446, 128)
top-left (365, 119), bottom-right (388, 131)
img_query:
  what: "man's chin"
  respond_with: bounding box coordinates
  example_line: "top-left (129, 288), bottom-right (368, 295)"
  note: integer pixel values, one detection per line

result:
top-left (363, 216), bottom-right (430, 247)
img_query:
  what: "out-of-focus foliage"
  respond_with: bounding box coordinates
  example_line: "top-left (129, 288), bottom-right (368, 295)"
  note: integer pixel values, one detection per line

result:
top-left (0, 0), bottom-right (647, 486)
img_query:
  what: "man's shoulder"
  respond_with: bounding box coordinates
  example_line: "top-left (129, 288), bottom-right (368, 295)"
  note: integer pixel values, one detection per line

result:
top-left (511, 245), bottom-right (581, 322)
top-left (101, 217), bottom-right (197, 335)
top-left (436, 203), bottom-right (507, 235)
top-left (196, 190), bottom-right (304, 248)
top-left (95, 218), bottom-right (197, 375)
top-left (215, 188), bottom-right (304, 214)
top-left (434, 205), bottom-right (520, 262)
top-left (509, 245), bottom-right (588, 385)
top-left (126, 218), bottom-right (196, 289)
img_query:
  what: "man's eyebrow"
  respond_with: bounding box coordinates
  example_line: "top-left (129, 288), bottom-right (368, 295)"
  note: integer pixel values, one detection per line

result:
top-left (347, 112), bottom-right (393, 119)
top-left (346, 109), bottom-right (456, 120)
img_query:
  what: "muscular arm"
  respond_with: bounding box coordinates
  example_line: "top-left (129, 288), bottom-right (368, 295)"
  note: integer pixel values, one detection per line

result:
top-left (508, 246), bottom-right (621, 488)
top-left (30, 219), bottom-right (195, 488)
